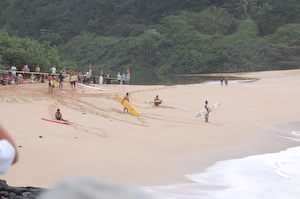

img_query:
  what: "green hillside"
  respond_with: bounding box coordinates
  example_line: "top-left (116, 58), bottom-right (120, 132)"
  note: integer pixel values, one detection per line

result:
top-left (0, 0), bottom-right (300, 74)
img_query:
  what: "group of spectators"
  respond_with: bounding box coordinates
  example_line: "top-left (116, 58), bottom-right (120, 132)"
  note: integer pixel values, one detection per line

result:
top-left (0, 64), bottom-right (39, 86)
top-left (0, 64), bottom-right (131, 86)
top-left (115, 72), bottom-right (130, 85)
top-left (0, 64), bottom-right (77, 86)
top-left (100, 71), bottom-right (130, 85)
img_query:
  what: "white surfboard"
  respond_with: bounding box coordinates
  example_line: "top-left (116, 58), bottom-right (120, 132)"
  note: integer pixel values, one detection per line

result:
top-left (77, 83), bottom-right (103, 90)
top-left (99, 76), bottom-right (103, 84)
top-left (196, 103), bottom-right (220, 117)
top-left (63, 75), bottom-right (77, 82)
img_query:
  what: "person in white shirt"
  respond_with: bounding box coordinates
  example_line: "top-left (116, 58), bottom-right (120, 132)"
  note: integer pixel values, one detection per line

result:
top-left (51, 65), bottom-right (56, 76)
top-left (11, 65), bottom-right (17, 77)
top-left (0, 125), bottom-right (18, 174)
top-left (117, 72), bottom-right (121, 84)
top-left (25, 64), bottom-right (29, 72)
top-left (99, 75), bottom-right (103, 84)
top-left (35, 65), bottom-right (41, 82)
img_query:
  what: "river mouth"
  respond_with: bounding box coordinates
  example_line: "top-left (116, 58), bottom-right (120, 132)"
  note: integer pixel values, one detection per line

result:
top-left (105, 71), bottom-right (255, 86)
top-left (128, 74), bottom-right (256, 86)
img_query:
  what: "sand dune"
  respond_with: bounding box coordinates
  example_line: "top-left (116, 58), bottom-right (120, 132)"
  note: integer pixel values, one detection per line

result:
top-left (0, 69), bottom-right (299, 188)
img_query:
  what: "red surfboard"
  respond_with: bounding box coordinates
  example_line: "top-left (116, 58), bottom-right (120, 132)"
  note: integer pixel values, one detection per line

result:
top-left (41, 118), bottom-right (70, 125)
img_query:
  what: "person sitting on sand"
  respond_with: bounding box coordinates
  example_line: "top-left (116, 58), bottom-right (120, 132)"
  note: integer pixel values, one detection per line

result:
top-left (55, 109), bottom-right (66, 121)
top-left (122, 93), bottom-right (129, 113)
top-left (30, 74), bottom-right (35, 84)
top-left (6, 76), bottom-right (12, 85)
top-left (0, 76), bottom-right (5, 85)
top-left (18, 75), bottom-right (24, 84)
top-left (154, 95), bottom-right (162, 106)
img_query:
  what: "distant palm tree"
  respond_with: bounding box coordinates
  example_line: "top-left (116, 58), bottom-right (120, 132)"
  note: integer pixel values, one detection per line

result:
top-left (208, 5), bottom-right (234, 35)
top-left (235, 0), bottom-right (258, 14)
top-left (241, 13), bottom-right (250, 20)
top-left (138, 36), bottom-right (157, 58)
top-left (258, 3), bottom-right (272, 14)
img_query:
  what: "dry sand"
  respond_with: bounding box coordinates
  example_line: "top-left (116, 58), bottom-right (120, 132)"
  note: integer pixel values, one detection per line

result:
top-left (0, 69), bottom-right (299, 188)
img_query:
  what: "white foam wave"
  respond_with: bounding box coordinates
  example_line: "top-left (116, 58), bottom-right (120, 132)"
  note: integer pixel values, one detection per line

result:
top-left (291, 131), bottom-right (300, 136)
top-left (143, 146), bottom-right (300, 199)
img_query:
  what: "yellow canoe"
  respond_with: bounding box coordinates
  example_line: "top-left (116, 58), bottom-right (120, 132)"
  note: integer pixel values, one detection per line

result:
top-left (115, 94), bottom-right (139, 116)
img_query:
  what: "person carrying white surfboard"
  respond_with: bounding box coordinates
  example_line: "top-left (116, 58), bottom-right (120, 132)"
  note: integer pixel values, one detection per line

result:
top-left (205, 101), bottom-right (210, 122)
top-left (70, 70), bottom-right (77, 90)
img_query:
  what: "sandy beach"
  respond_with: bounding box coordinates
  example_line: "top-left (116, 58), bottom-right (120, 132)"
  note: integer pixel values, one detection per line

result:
top-left (0, 69), bottom-right (300, 189)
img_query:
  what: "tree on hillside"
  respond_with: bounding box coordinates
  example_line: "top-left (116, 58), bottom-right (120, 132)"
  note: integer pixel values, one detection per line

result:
top-left (162, 15), bottom-right (194, 39)
top-left (138, 35), bottom-right (157, 58)
top-left (235, 0), bottom-right (257, 14)
top-left (258, 2), bottom-right (272, 14)
top-left (225, 19), bottom-right (259, 42)
top-left (267, 24), bottom-right (300, 69)
top-left (257, 3), bottom-right (300, 36)
top-left (207, 5), bottom-right (234, 35)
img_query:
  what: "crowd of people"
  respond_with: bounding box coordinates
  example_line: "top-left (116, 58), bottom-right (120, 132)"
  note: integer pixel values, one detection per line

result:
top-left (0, 64), bottom-right (53, 86)
top-left (99, 71), bottom-right (130, 85)
top-left (0, 64), bottom-right (131, 87)
top-left (115, 72), bottom-right (130, 85)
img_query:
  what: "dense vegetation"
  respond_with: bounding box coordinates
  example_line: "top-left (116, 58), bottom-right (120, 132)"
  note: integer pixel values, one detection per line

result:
top-left (0, 0), bottom-right (300, 74)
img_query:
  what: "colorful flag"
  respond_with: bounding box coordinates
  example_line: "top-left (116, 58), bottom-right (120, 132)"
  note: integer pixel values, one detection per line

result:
top-left (101, 70), bottom-right (103, 76)
top-left (127, 68), bottom-right (129, 73)
top-left (89, 63), bottom-right (92, 68)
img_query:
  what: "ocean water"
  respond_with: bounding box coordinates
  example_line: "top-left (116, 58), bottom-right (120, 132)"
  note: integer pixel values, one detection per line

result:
top-left (142, 121), bottom-right (300, 199)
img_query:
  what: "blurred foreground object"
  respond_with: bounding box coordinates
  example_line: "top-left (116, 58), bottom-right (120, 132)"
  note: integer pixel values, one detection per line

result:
top-left (39, 175), bottom-right (149, 199)
top-left (0, 125), bottom-right (18, 174)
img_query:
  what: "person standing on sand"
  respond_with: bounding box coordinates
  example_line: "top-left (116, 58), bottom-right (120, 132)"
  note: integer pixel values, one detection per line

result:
top-left (117, 72), bottom-right (121, 84)
top-left (121, 73), bottom-right (126, 84)
top-left (30, 73), bottom-right (35, 84)
top-left (225, 76), bottom-right (228, 86)
top-left (205, 101), bottom-right (210, 122)
top-left (154, 95), bottom-right (162, 106)
top-left (99, 74), bottom-right (103, 84)
top-left (106, 72), bottom-right (111, 84)
top-left (11, 65), bottom-right (17, 78)
top-left (59, 71), bottom-right (64, 90)
top-left (126, 72), bottom-right (130, 85)
top-left (35, 65), bottom-right (40, 82)
top-left (48, 74), bottom-right (54, 93)
top-left (122, 93), bottom-right (129, 113)
top-left (70, 70), bottom-right (77, 90)
top-left (51, 65), bottom-right (56, 77)
top-left (0, 125), bottom-right (18, 174)
top-left (62, 67), bottom-right (66, 74)
top-left (220, 76), bottom-right (223, 86)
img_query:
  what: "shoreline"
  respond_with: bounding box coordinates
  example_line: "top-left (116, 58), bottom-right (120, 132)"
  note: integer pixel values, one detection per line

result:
top-left (143, 119), bottom-right (300, 198)
top-left (0, 69), bottom-right (299, 189)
